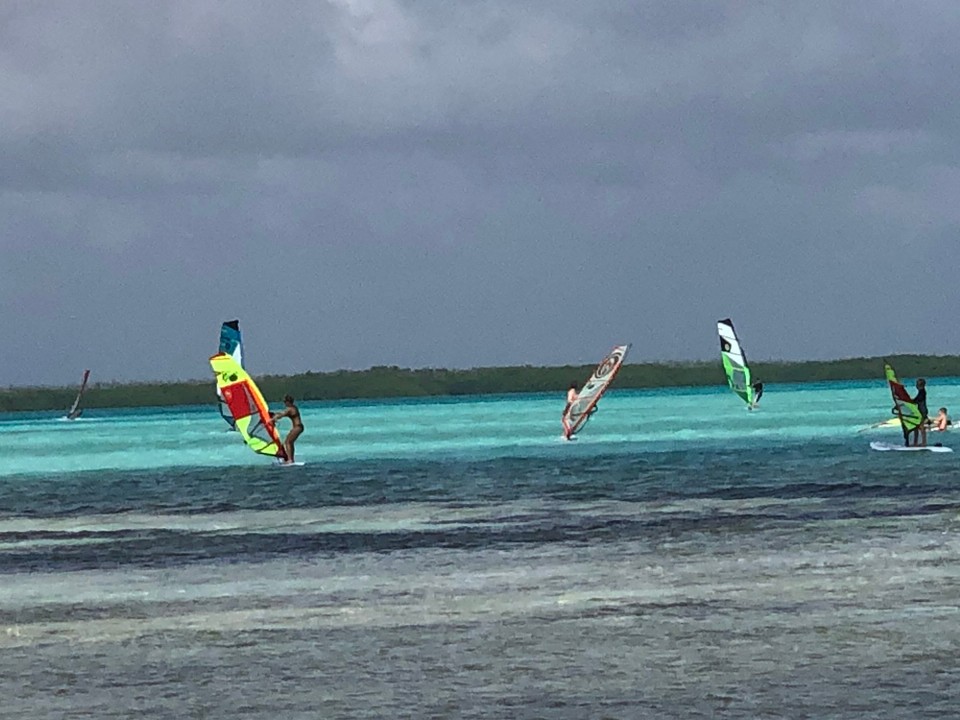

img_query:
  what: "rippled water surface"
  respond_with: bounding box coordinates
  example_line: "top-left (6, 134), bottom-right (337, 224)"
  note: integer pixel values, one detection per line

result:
top-left (2, 381), bottom-right (960, 718)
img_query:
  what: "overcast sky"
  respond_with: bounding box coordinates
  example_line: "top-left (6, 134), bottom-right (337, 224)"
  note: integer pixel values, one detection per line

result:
top-left (3, 1), bottom-right (960, 385)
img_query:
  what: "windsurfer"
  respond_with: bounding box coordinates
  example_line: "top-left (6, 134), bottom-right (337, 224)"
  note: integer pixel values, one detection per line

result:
top-left (271, 395), bottom-right (304, 463)
top-left (909, 379), bottom-right (928, 446)
top-left (65, 369), bottom-right (91, 420)
top-left (751, 382), bottom-right (763, 408)
top-left (562, 382), bottom-right (579, 438)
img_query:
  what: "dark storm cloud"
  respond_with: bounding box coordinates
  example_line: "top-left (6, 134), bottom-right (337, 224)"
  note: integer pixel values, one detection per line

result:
top-left (3, 1), bottom-right (960, 384)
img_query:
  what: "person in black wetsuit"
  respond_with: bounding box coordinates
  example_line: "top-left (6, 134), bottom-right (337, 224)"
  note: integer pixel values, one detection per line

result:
top-left (910, 378), bottom-right (928, 447)
top-left (751, 382), bottom-right (764, 408)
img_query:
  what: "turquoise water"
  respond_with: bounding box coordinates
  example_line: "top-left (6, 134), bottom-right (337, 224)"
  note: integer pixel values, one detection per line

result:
top-left (3, 379), bottom-right (953, 476)
top-left (2, 381), bottom-right (960, 718)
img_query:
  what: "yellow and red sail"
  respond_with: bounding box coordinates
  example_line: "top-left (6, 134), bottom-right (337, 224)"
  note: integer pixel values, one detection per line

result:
top-left (210, 353), bottom-right (286, 460)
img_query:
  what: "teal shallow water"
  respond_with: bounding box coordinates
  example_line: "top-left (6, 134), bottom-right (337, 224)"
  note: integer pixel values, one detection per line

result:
top-left (3, 379), bottom-right (958, 476)
top-left (3, 381), bottom-right (960, 718)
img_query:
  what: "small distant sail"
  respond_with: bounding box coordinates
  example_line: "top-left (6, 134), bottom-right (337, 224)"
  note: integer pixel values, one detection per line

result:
top-left (562, 344), bottom-right (630, 439)
top-left (216, 320), bottom-right (243, 429)
top-left (210, 353), bottom-right (287, 461)
top-left (718, 319), bottom-right (758, 407)
top-left (65, 369), bottom-right (91, 420)
top-left (884, 361), bottom-right (924, 444)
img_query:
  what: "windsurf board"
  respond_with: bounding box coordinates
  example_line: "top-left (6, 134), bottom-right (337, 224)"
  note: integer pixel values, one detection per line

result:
top-left (870, 441), bottom-right (952, 453)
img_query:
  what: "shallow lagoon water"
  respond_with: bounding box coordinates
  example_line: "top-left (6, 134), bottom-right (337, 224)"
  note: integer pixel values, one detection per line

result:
top-left (2, 380), bottom-right (960, 718)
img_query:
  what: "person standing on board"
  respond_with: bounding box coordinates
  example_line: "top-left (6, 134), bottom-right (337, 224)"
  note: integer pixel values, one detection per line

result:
top-left (562, 382), bottom-right (579, 438)
top-left (271, 395), bottom-right (304, 463)
top-left (751, 382), bottom-right (764, 409)
top-left (909, 378), bottom-right (928, 447)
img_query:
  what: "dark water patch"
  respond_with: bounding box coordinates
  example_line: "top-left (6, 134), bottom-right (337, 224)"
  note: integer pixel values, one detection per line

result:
top-left (4, 445), bottom-right (960, 519)
top-left (555, 599), bottom-right (721, 621)
top-left (1, 491), bottom-right (956, 573)
top-left (0, 594), bottom-right (327, 626)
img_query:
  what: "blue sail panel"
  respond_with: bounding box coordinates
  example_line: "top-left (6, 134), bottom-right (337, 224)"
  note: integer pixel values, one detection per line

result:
top-left (217, 320), bottom-right (243, 429)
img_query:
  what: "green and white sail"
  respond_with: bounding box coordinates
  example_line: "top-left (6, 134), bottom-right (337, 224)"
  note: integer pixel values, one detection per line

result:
top-left (884, 361), bottom-right (924, 443)
top-left (718, 318), bottom-right (757, 407)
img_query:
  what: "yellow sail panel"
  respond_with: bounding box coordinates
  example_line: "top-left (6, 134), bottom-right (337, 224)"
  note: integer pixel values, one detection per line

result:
top-left (210, 353), bottom-right (286, 460)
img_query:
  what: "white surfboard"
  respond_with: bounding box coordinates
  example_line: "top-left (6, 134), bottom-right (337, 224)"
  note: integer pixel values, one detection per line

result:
top-left (275, 461), bottom-right (306, 467)
top-left (870, 441), bottom-right (952, 453)
top-left (859, 418), bottom-right (901, 432)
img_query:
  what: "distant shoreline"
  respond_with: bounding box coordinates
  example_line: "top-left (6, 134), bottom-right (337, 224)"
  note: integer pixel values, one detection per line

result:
top-left (2, 354), bottom-right (957, 413)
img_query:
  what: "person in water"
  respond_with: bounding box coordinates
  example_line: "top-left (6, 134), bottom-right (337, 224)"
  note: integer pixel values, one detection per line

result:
top-left (751, 382), bottom-right (764, 409)
top-left (931, 407), bottom-right (950, 432)
top-left (909, 378), bottom-right (928, 447)
top-left (271, 394), bottom-right (304, 463)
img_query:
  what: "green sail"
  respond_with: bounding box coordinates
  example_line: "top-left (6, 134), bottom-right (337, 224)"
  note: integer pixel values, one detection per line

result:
top-left (884, 361), bottom-right (924, 440)
top-left (718, 319), bottom-right (755, 407)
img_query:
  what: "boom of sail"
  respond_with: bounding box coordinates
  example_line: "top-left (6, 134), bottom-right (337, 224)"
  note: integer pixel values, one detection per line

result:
top-left (562, 344), bottom-right (630, 439)
top-left (210, 352), bottom-right (287, 461)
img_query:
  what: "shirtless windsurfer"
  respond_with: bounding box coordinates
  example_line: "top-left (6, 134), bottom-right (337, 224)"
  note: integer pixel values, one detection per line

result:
top-left (931, 407), bottom-right (950, 432)
top-left (271, 394), bottom-right (304, 463)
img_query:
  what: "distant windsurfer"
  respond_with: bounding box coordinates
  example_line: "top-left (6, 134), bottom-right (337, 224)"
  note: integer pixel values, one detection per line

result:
top-left (909, 378), bottom-right (928, 447)
top-left (271, 395), bottom-right (303, 463)
top-left (751, 382), bottom-right (763, 409)
top-left (65, 369), bottom-right (90, 420)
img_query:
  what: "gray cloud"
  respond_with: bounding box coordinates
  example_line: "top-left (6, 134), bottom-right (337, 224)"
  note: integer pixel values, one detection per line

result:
top-left (3, 1), bottom-right (960, 385)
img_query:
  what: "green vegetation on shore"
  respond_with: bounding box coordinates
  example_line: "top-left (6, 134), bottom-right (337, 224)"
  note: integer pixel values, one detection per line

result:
top-left (3, 354), bottom-right (959, 413)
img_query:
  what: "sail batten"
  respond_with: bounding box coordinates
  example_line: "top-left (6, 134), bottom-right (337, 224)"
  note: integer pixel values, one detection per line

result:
top-left (562, 344), bottom-right (630, 439)
top-left (718, 319), bottom-right (756, 407)
top-left (211, 353), bottom-right (286, 460)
